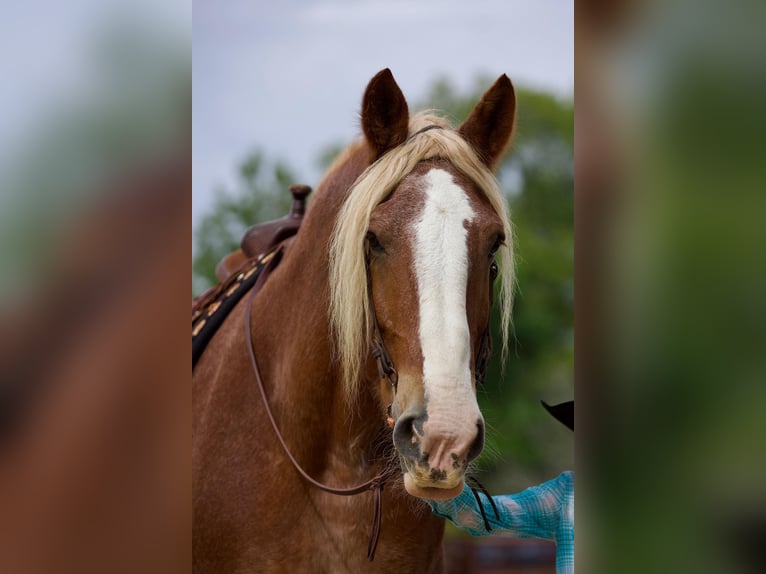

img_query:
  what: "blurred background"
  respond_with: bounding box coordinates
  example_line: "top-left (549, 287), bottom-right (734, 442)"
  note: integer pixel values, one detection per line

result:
top-left (0, 1), bottom-right (190, 572)
top-left (577, 0), bottom-right (766, 573)
top-left (3, 0), bottom-right (763, 572)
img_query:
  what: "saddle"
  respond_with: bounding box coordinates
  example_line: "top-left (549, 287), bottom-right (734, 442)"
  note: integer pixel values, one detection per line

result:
top-left (192, 183), bottom-right (312, 367)
top-left (215, 184), bottom-right (312, 281)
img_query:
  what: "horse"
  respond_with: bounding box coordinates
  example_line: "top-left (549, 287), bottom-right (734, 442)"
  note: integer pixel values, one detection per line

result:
top-left (193, 68), bottom-right (517, 573)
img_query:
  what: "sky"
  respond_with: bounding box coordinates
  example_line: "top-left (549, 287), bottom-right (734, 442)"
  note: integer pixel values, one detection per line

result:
top-left (193, 0), bottom-right (573, 227)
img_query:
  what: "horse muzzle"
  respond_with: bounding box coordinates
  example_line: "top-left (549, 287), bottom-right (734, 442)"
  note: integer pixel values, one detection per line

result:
top-left (393, 405), bottom-right (484, 499)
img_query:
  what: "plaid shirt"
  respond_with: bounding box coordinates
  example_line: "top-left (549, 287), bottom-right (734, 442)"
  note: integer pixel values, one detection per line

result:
top-left (428, 471), bottom-right (574, 574)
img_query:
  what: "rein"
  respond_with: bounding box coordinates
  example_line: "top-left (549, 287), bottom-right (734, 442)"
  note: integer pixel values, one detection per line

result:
top-left (243, 249), bottom-right (395, 561)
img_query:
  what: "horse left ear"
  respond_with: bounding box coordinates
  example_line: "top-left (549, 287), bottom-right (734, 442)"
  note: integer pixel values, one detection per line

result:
top-left (458, 74), bottom-right (516, 170)
top-left (361, 68), bottom-right (410, 160)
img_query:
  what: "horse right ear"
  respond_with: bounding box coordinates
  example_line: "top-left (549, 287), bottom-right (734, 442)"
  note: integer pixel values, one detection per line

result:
top-left (361, 68), bottom-right (410, 160)
top-left (458, 74), bottom-right (516, 170)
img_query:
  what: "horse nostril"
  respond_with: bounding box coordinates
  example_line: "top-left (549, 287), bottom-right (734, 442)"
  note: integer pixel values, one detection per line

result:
top-left (393, 410), bottom-right (426, 461)
top-left (465, 418), bottom-right (485, 464)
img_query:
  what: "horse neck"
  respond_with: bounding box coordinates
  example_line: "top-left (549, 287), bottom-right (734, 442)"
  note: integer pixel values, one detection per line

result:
top-left (248, 143), bottom-right (386, 473)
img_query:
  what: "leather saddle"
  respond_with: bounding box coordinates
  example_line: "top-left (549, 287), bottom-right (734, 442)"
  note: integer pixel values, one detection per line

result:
top-left (215, 184), bottom-right (312, 281)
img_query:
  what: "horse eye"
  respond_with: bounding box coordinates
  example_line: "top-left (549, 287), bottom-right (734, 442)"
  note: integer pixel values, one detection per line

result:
top-left (489, 234), bottom-right (505, 258)
top-left (366, 232), bottom-right (385, 254)
top-left (490, 260), bottom-right (499, 281)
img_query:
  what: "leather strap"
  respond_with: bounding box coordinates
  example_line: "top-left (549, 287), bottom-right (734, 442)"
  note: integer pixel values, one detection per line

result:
top-left (475, 261), bottom-right (498, 385)
top-left (244, 251), bottom-right (394, 561)
top-left (466, 475), bottom-right (501, 532)
top-left (365, 253), bottom-right (399, 390)
top-left (193, 246), bottom-right (282, 369)
top-left (475, 326), bottom-right (492, 385)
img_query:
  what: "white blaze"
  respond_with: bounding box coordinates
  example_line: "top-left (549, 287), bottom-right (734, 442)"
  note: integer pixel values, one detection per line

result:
top-left (414, 169), bottom-right (476, 407)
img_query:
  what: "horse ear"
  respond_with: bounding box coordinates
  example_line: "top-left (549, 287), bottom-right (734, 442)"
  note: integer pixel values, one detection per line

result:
top-left (361, 68), bottom-right (410, 159)
top-left (458, 74), bottom-right (516, 169)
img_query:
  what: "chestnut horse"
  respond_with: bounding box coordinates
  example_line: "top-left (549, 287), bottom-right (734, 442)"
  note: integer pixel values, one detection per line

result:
top-left (193, 69), bottom-right (516, 573)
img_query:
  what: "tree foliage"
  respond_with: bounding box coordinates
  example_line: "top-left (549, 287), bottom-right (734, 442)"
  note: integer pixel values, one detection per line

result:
top-left (192, 153), bottom-right (297, 296)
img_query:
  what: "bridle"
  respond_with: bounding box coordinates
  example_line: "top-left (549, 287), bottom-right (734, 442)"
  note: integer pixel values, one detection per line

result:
top-left (365, 246), bottom-right (498, 417)
top-left (244, 248), bottom-right (396, 561)
top-left (243, 134), bottom-right (500, 561)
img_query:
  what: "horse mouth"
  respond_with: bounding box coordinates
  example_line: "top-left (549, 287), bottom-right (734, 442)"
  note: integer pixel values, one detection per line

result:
top-left (403, 472), bottom-right (464, 500)
top-left (397, 450), bottom-right (466, 500)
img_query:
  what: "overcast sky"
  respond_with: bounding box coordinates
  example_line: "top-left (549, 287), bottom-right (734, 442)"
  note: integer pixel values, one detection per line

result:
top-left (193, 0), bottom-right (573, 226)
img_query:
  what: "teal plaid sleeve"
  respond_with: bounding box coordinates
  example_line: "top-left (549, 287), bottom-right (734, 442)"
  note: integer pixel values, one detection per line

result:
top-left (427, 471), bottom-right (574, 574)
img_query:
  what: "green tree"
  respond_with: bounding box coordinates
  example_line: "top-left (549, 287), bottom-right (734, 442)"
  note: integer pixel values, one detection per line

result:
top-left (192, 153), bottom-right (297, 296)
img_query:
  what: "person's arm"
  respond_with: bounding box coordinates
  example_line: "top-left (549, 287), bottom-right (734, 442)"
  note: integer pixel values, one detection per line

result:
top-left (427, 471), bottom-right (574, 574)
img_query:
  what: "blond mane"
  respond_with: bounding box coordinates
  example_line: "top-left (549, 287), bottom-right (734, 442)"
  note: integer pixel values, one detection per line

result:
top-left (329, 112), bottom-right (515, 398)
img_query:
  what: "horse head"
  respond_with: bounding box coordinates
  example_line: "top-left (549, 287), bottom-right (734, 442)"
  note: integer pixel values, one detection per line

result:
top-left (330, 69), bottom-right (516, 500)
